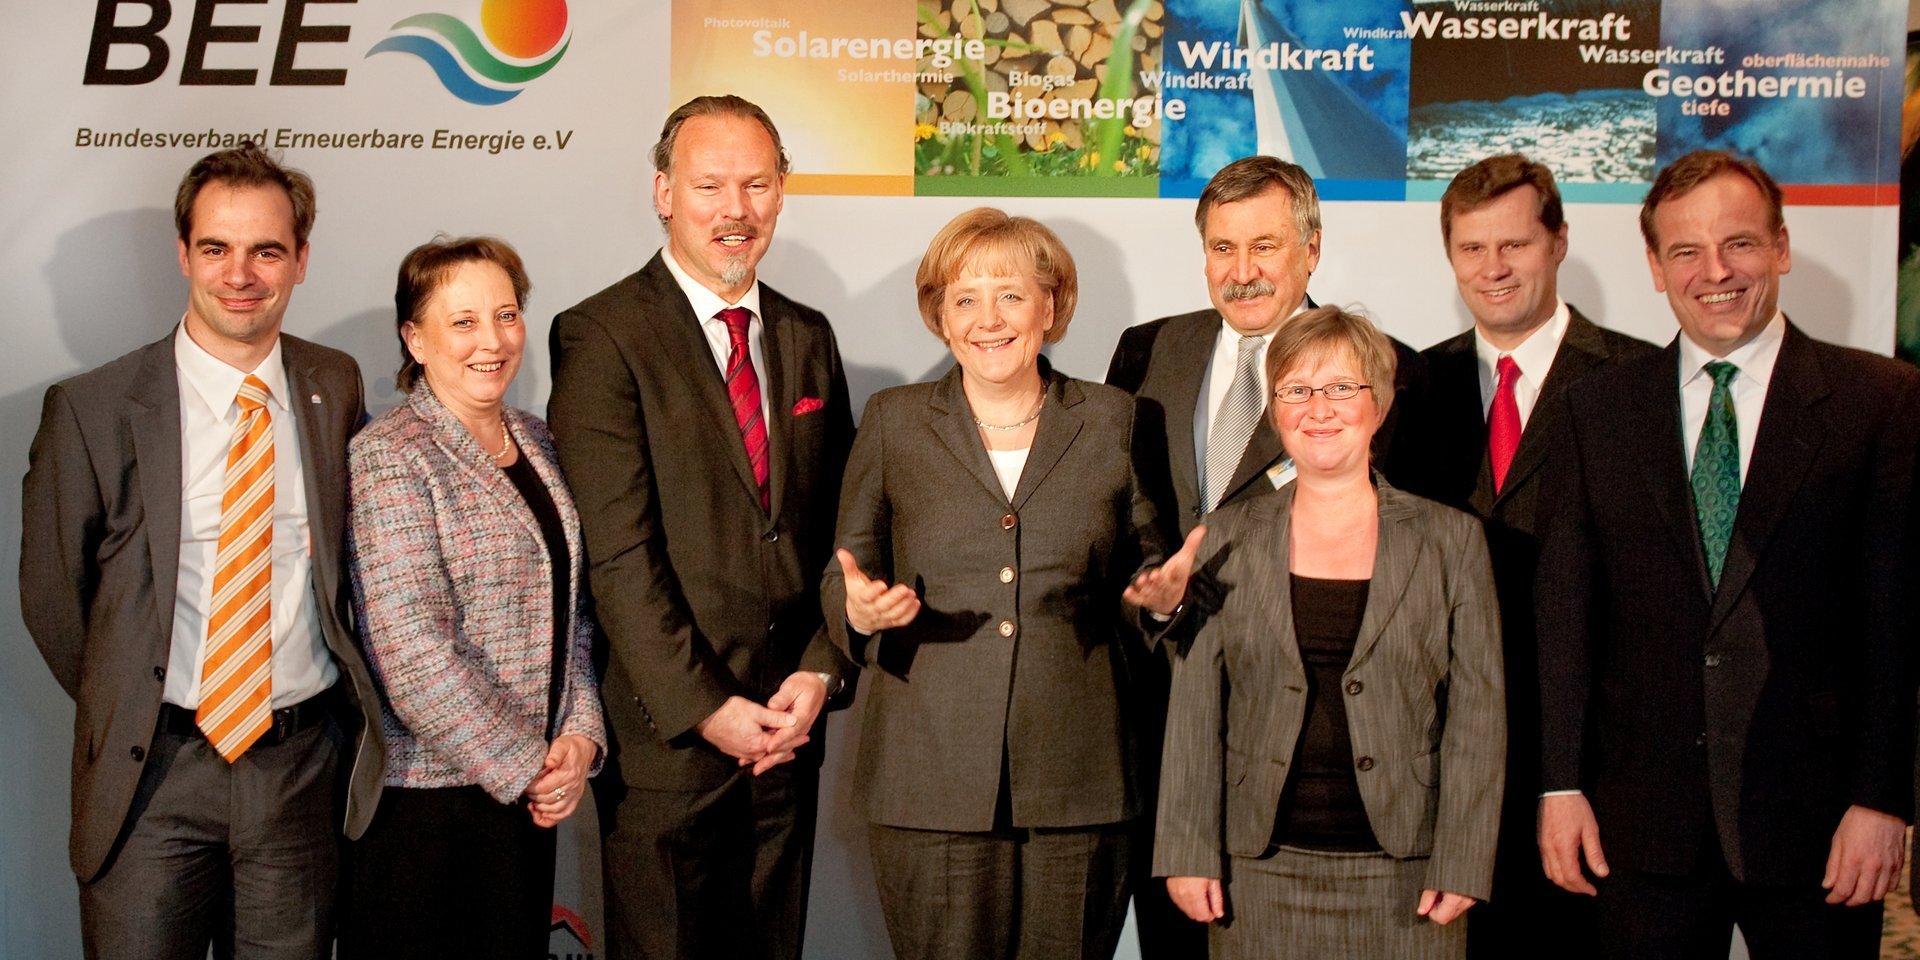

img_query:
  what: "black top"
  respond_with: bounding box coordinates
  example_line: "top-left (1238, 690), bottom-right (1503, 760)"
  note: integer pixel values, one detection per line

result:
top-left (501, 453), bottom-right (571, 739)
top-left (1272, 574), bottom-right (1379, 851)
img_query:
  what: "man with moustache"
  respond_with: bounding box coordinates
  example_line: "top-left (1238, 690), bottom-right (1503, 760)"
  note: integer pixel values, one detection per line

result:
top-left (1535, 150), bottom-right (1918, 958)
top-left (1104, 154), bottom-right (1425, 958)
top-left (547, 95), bottom-right (856, 960)
top-left (21, 142), bottom-right (382, 958)
top-left (1393, 154), bottom-right (1653, 959)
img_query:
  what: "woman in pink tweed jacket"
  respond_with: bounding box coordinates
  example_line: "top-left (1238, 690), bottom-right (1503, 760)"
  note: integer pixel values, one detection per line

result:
top-left (340, 237), bottom-right (605, 958)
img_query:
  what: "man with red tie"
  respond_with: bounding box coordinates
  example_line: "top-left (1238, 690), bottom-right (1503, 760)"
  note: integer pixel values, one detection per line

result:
top-left (21, 143), bottom-right (383, 958)
top-left (1388, 153), bottom-right (1653, 959)
top-left (547, 95), bottom-right (856, 960)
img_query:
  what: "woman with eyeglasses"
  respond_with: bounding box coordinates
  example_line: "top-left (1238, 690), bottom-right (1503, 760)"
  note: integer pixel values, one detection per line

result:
top-left (1154, 306), bottom-right (1505, 959)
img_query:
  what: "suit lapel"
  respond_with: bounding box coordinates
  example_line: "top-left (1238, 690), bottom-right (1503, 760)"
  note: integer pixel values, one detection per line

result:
top-left (1221, 418), bottom-right (1286, 506)
top-left (283, 338), bottom-right (363, 614)
top-left (1350, 484), bottom-right (1418, 667)
top-left (129, 339), bottom-right (184, 645)
top-left (1708, 324), bottom-right (1824, 629)
top-left (761, 296), bottom-right (795, 518)
top-left (409, 383), bottom-right (545, 545)
top-left (1158, 315), bottom-right (1216, 514)
top-left (1241, 493), bottom-right (1302, 741)
top-left (927, 365), bottom-right (1010, 502)
top-left (636, 256), bottom-right (763, 507)
top-left (1637, 342), bottom-right (1714, 597)
top-left (1425, 334), bottom-right (1494, 512)
top-left (1011, 371), bottom-right (1084, 510)
top-left (1496, 309), bottom-right (1608, 505)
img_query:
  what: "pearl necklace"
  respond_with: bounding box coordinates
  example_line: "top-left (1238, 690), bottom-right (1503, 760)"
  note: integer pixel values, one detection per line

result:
top-left (489, 416), bottom-right (513, 461)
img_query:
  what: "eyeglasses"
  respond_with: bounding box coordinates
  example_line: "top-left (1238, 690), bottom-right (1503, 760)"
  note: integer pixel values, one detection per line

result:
top-left (1272, 382), bottom-right (1372, 404)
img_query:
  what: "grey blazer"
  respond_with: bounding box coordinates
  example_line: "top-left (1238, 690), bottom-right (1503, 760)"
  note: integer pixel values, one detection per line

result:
top-left (20, 332), bottom-right (384, 881)
top-left (821, 363), bottom-right (1165, 831)
top-left (1154, 480), bottom-right (1505, 900)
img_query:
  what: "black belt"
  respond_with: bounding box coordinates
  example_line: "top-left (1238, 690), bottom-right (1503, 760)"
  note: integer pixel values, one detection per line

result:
top-left (158, 691), bottom-right (334, 749)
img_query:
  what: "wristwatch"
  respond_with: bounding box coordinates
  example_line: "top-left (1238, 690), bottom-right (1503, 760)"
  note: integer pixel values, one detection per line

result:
top-left (813, 672), bottom-right (844, 697)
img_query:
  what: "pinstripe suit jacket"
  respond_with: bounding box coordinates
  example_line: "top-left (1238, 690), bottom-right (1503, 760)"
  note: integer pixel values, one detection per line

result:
top-left (821, 363), bottom-right (1165, 831)
top-left (347, 382), bottom-right (606, 803)
top-left (1154, 480), bottom-right (1505, 900)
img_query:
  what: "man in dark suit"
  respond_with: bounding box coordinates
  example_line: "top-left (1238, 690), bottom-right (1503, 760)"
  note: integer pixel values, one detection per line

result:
top-left (1104, 154), bottom-right (1426, 957)
top-left (1392, 154), bottom-right (1654, 959)
top-left (547, 95), bottom-right (856, 960)
top-left (20, 143), bottom-right (382, 958)
top-left (1536, 150), bottom-right (1918, 959)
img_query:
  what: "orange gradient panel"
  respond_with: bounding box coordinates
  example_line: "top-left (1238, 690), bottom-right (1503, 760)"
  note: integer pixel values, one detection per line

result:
top-left (672, 0), bottom-right (914, 185)
top-left (482, 0), bottom-right (569, 59)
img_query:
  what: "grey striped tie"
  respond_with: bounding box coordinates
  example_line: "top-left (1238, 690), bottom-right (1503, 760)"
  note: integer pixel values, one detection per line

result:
top-left (1205, 335), bottom-right (1265, 511)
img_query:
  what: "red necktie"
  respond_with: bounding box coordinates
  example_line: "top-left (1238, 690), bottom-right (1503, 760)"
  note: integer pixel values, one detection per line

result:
top-left (718, 308), bottom-right (769, 510)
top-left (1488, 355), bottom-right (1521, 493)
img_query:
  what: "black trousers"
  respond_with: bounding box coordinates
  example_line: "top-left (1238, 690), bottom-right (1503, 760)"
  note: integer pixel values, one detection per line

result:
top-left (1467, 800), bottom-right (1598, 960)
top-left (1594, 833), bottom-right (1882, 960)
top-left (597, 761), bottom-right (819, 960)
top-left (78, 717), bottom-right (341, 960)
top-left (337, 784), bottom-right (557, 960)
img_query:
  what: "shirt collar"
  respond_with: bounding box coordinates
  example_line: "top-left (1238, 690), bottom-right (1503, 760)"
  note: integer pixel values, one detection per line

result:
top-left (1473, 298), bottom-right (1570, 381)
top-left (1214, 294), bottom-right (1311, 348)
top-left (661, 245), bottom-right (764, 324)
top-left (174, 320), bottom-right (289, 416)
top-left (1677, 311), bottom-right (1787, 388)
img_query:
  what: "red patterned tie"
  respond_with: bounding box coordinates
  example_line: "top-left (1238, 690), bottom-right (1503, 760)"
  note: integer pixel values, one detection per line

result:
top-left (1487, 355), bottom-right (1522, 493)
top-left (718, 308), bottom-right (769, 510)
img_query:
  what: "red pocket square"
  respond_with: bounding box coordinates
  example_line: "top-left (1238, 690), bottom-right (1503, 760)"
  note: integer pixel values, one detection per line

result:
top-left (792, 396), bottom-right (825, 416)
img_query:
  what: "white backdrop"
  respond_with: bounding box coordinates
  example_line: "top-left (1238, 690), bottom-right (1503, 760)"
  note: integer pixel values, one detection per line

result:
top-left (0, 1), bottom-right (1899, 956)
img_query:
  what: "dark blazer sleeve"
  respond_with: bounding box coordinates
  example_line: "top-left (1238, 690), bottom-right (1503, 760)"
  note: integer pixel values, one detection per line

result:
top-left (1534, 391), bottom-right (1596, 794)
top-left (821, 392), bottom-right (891, 668)
top-left (1848, 369), bottom-right (1920, 817)
top-left (1105, 323), bottom-right (1155, 393)
top-left (547, 306), bottom-right (735, 742)
top-left (1152, 521), bottom-right (1233, 880)
top-left (20, 382), bottom-right (97, 699)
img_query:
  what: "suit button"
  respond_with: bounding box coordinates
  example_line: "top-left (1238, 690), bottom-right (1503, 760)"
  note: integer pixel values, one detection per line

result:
top-left (130, 746), bottom-right (145, 762)
top-left (999, 567), bottom-right (1015, 584)
top-left (1704, 653), bottom-right (1722, 668)
top-left (1355, 756), bottom-right (1374, 772)
top-left (998, 620), bottom-right (1015, 637)
top-left (1696, 733), bottom-right (1708, 746)
top-left (763, 530), bottom-right (780, 543)
top-left (1345, 680), bottom-right (1363, 696)
top-left (153, 666), bottom-right (166, 681)
top-left (1191, 505), bottom-right (1203, 518)
top-left (1001, 513), bottom-right (1018, 530)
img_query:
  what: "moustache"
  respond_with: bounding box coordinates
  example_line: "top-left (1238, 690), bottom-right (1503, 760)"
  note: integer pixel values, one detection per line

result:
top-left (1220, 279), bottom-right (1276, 302)
top-left (712, 220), bottom-right (758, 240)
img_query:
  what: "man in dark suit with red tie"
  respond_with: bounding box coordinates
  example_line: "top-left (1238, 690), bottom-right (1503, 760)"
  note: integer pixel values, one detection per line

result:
top-left (1389, 154), bottom-right (1654, 959)
top-left (547, 96), bottom-right (856, 960)
top-left (1535, 150), bottom-right (1918, 959)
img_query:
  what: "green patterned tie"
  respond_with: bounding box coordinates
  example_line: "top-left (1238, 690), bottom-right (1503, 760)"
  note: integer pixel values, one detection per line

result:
top-left (1690, 360), bottom-right (1741, 588)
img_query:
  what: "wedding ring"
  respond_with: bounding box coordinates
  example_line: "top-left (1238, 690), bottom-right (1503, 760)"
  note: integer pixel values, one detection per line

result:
top-left (552, 786), bottom-right (568, 801)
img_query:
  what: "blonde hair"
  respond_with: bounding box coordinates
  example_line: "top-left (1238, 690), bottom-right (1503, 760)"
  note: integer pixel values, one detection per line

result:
top-left (1264, 306), bottom-right (1398, 423)
top-left (915, 207), bottom-right (1078, 343)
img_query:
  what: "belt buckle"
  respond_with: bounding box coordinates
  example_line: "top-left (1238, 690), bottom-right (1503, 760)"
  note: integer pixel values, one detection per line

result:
top-left (271, 705), bottom-right (298, 745)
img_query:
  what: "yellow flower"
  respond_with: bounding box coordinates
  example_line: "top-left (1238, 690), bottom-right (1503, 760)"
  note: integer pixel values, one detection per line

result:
top-left (1046, 130), bottom-right (1066, 148)
top-left (1113, 160), bottom-right (1126, 173)
top-left (915, 123), bottom-right (938, 142)
top-left (1137, 144), bottom-right (1151, 160)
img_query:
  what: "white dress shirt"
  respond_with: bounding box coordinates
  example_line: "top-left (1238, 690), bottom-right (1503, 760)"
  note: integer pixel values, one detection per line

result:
top-left (662, 246), bottom-right (772, 426)
top-left (1678, 312), bottom-right (1786, 485)
top-left (169, 325), bottom-right (334, 710)
top-left (1475, 299), bottom-right (1571, 431)
top-left (1194, 296), bottom-right (1309, 493)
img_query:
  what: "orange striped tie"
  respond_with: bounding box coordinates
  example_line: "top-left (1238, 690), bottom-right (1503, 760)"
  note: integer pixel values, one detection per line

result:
top-left (197, 374), bottom-right (275, 761)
